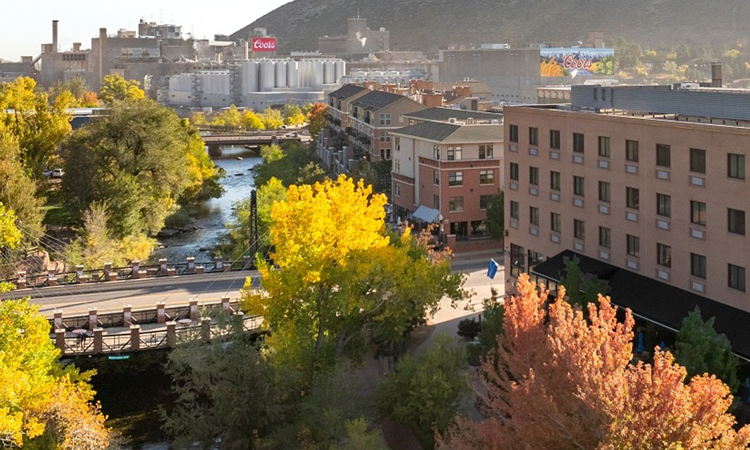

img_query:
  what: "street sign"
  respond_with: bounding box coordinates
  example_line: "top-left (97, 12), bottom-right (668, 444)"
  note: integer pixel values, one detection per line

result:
top-left (108, 355), bottom-right (130, 361)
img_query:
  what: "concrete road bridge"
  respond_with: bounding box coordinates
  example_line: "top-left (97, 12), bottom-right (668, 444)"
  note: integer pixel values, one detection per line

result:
top-left (202, 132), bottom-right (306, 156)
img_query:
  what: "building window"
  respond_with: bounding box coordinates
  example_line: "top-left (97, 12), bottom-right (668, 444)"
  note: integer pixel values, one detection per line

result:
top-left (449, 196), bottom-right (464, 212)
top-left (380, 131), bottom-right (392, 142)
top-left (433, 145), bottom-right (440, 160)
top-left (510, 201), bottom-right (519, 219)
top-left (510, 162), bottom-right (519, 181)
top-left (626, 187), bottom-right (639, 209)
top-left (729, 264), bottom-right (746, 292)
top-left (509, 124), bottom-right (519, 143)
top-left (510, 244), bottom-right (525, 277)
top-left (395, 159), bottom-right (401, 173)
top-left (480, 195), bottom-right (492, 210)
top-left (691, 201), bottom-right (706, 226)
top-left (433, 170), bottom-right (440, 185)
top-left (394, 137), bottom-right (401, 151)
top-left (528, 250), bottom-right (545, 268)
top-left (434, 195), bottom-right (440, 209)
top-left (728, 208), bottom-right (745, 235)
top-left (728, 153), bottom-right (745, 180)
top-left (656, 193), bottom-right (671, 218)
top-left (479, 170), bottom-right (494, 185)
top-left (657, 243), bottom-right (672, 268)
top-left (447, 146), bottom-right (462, 160)
top-left (599, 226), bottom-right (611, 248)
top-left (529, 127), bottom-right (539, 146)
top-left (573, 133), bottom-right (585, 153)
top-left (479, 145), bottom-right (494, 159)
top-left (530, 206), bottom-right (539, 226)
top-left (550, 130), bottom-right (561, 149)
top-left (550, 171), bottom-right (560, 191)
top-left (574, 219), bottom-right (585, 240)
top-left (626, 140), bottom-right (639, 162)
top-left (551, 212), bottom-right (561, 232)
top-left (656, 144), bottom-right (671, 168)
top-left (691, 253), bottom-right (707, 280)
top-left (378, 113), bottom-right (391, 125)
top-left (598, 136), bottom-right (610, 157)
top-left (529, 167), bottom-right (539, 186)
top-left (380, 148), bottom-right (391, 160)
top-left (598, 181), bottom-right (610, 203)
top-left (448, 171), bottom-right (463, 187)
top-left (690, 148), bottom-right (706, 174)
top-left (627, 234), bottom-right (639, 257)
top-left (573, 176), bottom-right (584, 196)
top-left (394, 183), bottom-right (400, 196)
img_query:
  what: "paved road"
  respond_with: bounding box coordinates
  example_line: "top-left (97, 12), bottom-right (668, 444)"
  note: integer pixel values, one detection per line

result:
top-left (0, 271), bottom-right (259, 317)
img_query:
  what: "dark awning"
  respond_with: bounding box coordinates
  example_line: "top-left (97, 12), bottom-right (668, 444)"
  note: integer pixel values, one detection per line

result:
top-left (532, 250), bottom-right (750, 361)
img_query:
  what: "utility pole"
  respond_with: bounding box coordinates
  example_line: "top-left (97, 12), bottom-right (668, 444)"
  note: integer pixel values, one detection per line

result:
top-left (250, 189), bottom-right (259, 261)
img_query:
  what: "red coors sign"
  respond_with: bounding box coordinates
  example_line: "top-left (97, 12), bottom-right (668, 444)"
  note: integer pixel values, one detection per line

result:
top-left (252, 37), bottom-right (277, 52)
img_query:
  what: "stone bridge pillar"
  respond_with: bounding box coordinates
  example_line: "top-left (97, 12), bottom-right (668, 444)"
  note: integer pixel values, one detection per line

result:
top-left (104, 262), bottom-right (117, 281)
top-left (123, 305), bottom-right (132, 326)
top-left (130, 325), bottom-right (141, 351)
top-left (156, 302), bottom-right (166, 324)
top-left (201, 318), bottom-right (211, 342)
top-left (167, 322), bottom-right (177, 347)
top-left (214, 256), bottom-right (223, 272)
top-left (189, 299), bottom-right (198, 321)
top-left (55, 329), bottom-right (66, 355)
top-left (131, 260), bottom-right (143, 279)
top-left (243, 256), bottom-right (253, 270)
top-left (93, 328), bottom-right (103, 354)
top-left (47, 267), bottom-right (58, 286)
top-left (187, 257), bottom-right (196, 274)
top-left (16, 271), bottom-right (26, 290)
top-left (88, 308), bottom-right (98, 330)
top-left (159, 258), bottom-right (168, 275)
top-left (222, 296), bottom-right (231, 314)
top-left (76, 265), bottom-right (89, 284)
top-left (53, 310), bottom-right (63, 330)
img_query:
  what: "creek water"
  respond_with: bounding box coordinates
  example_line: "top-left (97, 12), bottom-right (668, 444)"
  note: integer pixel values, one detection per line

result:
top-left (150, 146), bottom-right (262, 264)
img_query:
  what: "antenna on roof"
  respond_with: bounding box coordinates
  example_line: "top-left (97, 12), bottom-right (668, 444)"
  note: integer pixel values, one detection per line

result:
top-left (357, 8), bottom-right (360, 19)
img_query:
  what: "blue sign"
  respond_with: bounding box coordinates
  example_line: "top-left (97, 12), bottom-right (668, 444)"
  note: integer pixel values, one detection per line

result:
top-left (108, 355), bottom-right (130, 361)
top-left (487, 259), bottom-right (499, 279)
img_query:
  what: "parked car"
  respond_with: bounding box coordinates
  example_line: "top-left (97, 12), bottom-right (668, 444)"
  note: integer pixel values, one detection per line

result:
top-left (50, 168), bottom-right (64, 178)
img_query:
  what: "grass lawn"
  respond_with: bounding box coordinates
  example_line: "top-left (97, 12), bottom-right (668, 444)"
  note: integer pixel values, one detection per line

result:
top-left (43, 185), bottom-right (75, 227)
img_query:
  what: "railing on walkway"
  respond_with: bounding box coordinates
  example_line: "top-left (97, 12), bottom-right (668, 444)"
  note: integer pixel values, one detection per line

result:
top-left (55, 315), bottom-right (263, 357)
top-left (49, 298), bottom-right (243, 332)
top-left (8, 256), bottom-right (270, 291)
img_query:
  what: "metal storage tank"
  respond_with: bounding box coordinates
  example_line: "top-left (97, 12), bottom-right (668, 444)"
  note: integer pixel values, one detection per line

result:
top-left (259, 60), bottom-right (276, 92)
top-left (299, 60), bottom-right (313, 88)
top-left (275, 60), bottom-right (287, 88)
top-left (324, 60), bottom-right (336, 85)
top-left (334, 61), bottom-right (346, 83)
top-left (242, 61), bottom-right (259, 93)
top-left (312, 61), bottom-right (325, 89)
top-left (286, 61), bottom-right (299, 88)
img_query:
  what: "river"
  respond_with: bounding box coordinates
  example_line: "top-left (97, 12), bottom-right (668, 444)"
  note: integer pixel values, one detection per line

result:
top-left (150, 146), bottom-right (262, 264)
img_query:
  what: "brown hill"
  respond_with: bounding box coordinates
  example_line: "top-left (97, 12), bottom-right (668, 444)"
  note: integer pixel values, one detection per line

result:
top-left (232, 0), bottom-right (749, 54)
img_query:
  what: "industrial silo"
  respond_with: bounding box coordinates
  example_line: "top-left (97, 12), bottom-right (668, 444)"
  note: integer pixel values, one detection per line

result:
top-left (242, 61), bottom-right (259, 93)
top-left (312, 61), bottom-right (325, 89)
top-left (324, 60), bottom-right (336, 85)
top-left (259, 60), bottom-right (276, 92)
top-left (275, 60), bottom-right (288, 89)
top-left (334, 60), bottom-right (346, 83)
top-left (286, 60), bottom-right (299, 89)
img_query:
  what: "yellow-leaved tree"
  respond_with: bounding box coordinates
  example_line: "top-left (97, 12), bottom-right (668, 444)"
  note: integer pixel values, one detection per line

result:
top-left (242, 176), bottom-right (465, 382)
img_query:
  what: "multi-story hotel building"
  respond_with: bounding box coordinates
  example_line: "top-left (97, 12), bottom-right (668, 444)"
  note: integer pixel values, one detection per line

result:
top-left (391, 108), bottom-right (503, 245)
top-left (504, 84), bottom-right (750, 358)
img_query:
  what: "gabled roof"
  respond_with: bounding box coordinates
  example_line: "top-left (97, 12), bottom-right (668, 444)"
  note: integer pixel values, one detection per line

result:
top-left (329, 84), bottom-right (367, 100)
top-left (404, 107), bottom-right (502, 123)
top-left (391, 121), bottom-right (503, 144)
top-left (351, 90), bottom-right (409, 111)
top-left (532, 250), bottom-right (750, 360)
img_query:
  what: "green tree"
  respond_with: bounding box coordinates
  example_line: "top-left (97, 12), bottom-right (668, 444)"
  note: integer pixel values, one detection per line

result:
top-left (99, 74), bottom-right (145, 105)
top-left (49, 76), bottom-right (89, 105)
top-left (485, 190), bottom-right (504, 240)
top-left (559, 255), bottom-right (611, 308)
top-left (253, 142), bottom-right (322, 187)
top-left (0, 77), bottom-right (73, 177)
top-left (296, 161), bottom-right (327, 185)
top-left (181, 128), bottom-right (224, 203)
top-left (281, 104), bottom-right (305, 127)
top-left (306, 103), bottom-right (328, 139)
top-left (241, 110), bottom-right (265, 130)
top-left (212, 104), bottom-right (242, 128)
top-left (478, 288), bottom-right (505, 356)
top-left (375, 334), bottom-right (469, 449)
top-left (191, 112), bottom-right (208, 126)
top-left (163, 331), bottom-right (278, 450)
top-left (61, 99), bottom-right (199, 237)
top-left (675, 307), bottom-right (739, 393)
top-left (330, 419), bottom-right (387, 450)
top-left (259, 108), bottom-right (284, 130)
top-left (0, 138), bottom-right (45, 242)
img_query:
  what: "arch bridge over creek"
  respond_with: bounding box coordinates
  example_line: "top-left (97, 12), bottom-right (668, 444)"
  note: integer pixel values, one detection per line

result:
top-left (202, 131), bottom-right (302, 157)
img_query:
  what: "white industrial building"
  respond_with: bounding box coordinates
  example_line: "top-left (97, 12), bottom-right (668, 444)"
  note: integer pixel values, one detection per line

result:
top-left (159, 58), bottom-right (346, 110)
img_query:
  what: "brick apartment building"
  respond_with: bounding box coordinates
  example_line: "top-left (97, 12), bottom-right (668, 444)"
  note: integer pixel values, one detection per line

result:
top-left (391, 108), bottom-right (504, 244)
top-left (504, 84), bottom-right (750, 359)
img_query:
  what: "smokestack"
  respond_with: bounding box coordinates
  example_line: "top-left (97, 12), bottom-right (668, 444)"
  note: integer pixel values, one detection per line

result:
top-left (711, 62), bottom-right (723, 88)
top-left (52, 20), bottom-right (59, 52)
top-left (99, 28), bottom-right (107, 85)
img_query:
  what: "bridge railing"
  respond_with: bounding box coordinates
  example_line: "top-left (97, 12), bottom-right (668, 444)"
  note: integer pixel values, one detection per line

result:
top-left (7, 256), bottom-right (270, 291)
top-left (55, 315), bottom-right (262, 356)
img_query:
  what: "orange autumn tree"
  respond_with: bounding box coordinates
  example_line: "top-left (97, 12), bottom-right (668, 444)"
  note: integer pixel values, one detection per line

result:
top-left (438, 274), bottom-right (750, 450)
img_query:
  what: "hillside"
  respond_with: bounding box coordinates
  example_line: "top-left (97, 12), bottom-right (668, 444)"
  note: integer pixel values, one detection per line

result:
top-left (233, 0), bottom-right (749, 54)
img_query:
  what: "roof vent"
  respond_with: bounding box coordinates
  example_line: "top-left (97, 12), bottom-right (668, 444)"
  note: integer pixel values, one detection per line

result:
top-left (491, 119), bottom-right (500, 125)
top-left (466, 118), bottom-right (474, 124)
top-left (448, 118), bottom-right (457, 123)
